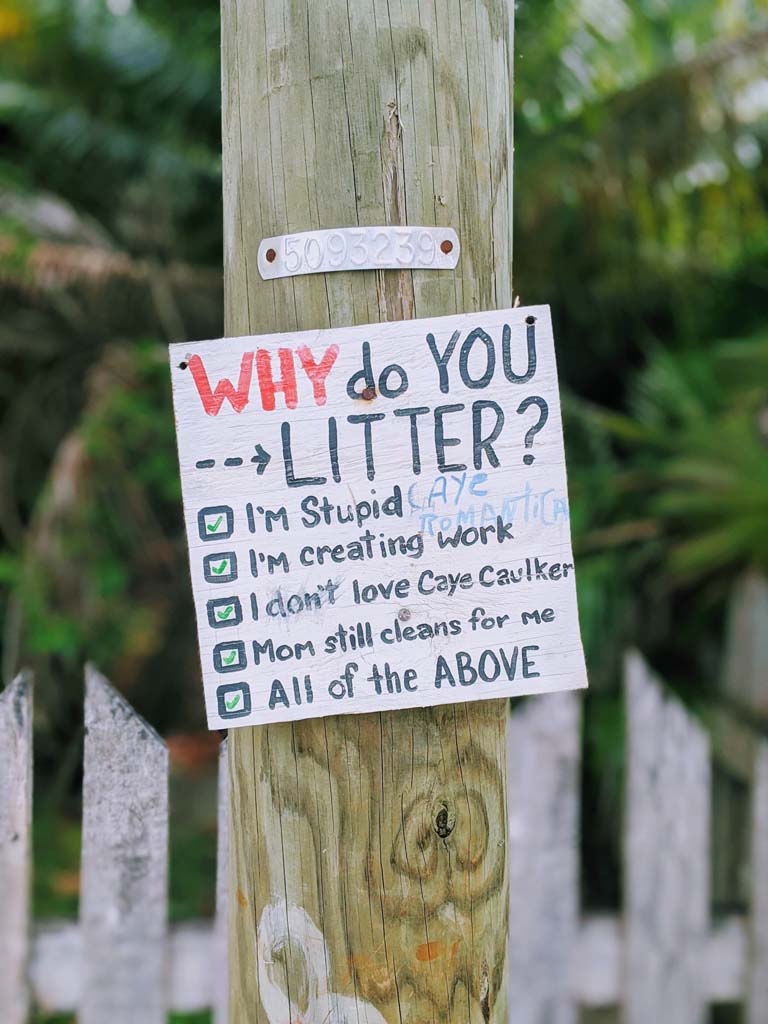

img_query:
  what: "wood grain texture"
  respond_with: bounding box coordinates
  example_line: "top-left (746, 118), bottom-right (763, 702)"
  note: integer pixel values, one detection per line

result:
top-left (230, 702), bottom-right (508, 1022)
top-left (0, 673), bottom-right (32, 1024)
top-left (215, 740), bottom-right (230, 1024)
top-left (221, 0), bottom-right (513, 339)
top-left (748, 741), bottom-right (768, 1024)
top-left (623, 652), bottom-right (710, 1024)
top-left (507, 691), bottom-right (580, 1024)
top-left (223, 1), bottom-right (514, 1021)
top-left (79, 666), bottom-right (169, 1024)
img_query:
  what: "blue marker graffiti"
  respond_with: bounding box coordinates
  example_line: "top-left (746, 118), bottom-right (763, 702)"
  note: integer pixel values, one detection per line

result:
top-left (408, 472), bottom-right (569, 536)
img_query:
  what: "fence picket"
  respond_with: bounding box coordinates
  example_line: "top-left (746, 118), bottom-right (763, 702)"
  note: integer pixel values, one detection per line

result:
top-left (748, 741), bottom-right (768, 1023)
top-left (624, 652), bottom-right (710, 1024)
top-left (30, 922), bottom-right (82, 1013)
top-left (168, 922), bottom-right (216, 1010)
top-left (31, 920), bottom-right (217, 1013)
top-left (214, 739), bottom-right (229, 1024)
top-left (1, 653), bottom-right (767, 1017)
top-left (0, 673), bottom-right (32, 1024)
top-left (80, 666), bottom-right (169, 1024)
top-left (507, 691), bottom-right (581, 1024)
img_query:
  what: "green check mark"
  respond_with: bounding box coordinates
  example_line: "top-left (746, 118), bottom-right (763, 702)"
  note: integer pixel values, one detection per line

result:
top-left (206, 514), bottom-right (224, 533)
top-left (216, 605), bottom-right (234, 621)
top-left (211, 559), bottom-right (230, 575)
top-left (222, 649), bottom-right (238, 666)
top-left (226, 694), bottom-right (241, 710)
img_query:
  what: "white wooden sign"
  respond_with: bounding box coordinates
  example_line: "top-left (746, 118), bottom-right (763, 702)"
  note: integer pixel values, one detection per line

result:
top-left (170, 306), bottom-right (587, 729)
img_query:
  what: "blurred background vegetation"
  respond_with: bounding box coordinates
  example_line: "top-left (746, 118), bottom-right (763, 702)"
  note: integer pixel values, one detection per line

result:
top-left (1, 0), bottom-right (767, 1018)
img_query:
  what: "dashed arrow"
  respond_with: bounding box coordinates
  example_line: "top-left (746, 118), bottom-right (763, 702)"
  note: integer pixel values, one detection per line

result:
top-left (251, 444), bottom-right (272, 475)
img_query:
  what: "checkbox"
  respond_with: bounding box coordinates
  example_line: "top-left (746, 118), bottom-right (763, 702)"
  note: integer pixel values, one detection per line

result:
top-left (207, 595), bottom-right (242, 629)
top-left (213, 640), bottom-right (246, 673)
top-left (216, 682), bottom-right (251, 719)
top-left (198, 505), bottom-right (234, 542)
top-left (203, 551), bottom-right (238, 584)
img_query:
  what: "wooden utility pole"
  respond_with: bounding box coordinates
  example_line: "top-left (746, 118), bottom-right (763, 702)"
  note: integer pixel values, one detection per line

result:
top-left (221, 3), bottom-right (514, 1021)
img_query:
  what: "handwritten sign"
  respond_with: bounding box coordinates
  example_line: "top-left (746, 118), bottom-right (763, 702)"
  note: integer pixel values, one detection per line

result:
top-left (170, 306), bottom-right (587, 729)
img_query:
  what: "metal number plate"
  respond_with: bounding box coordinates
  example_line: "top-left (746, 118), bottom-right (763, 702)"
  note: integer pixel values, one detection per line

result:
top-left (257, 226), bottom-right (460, 280)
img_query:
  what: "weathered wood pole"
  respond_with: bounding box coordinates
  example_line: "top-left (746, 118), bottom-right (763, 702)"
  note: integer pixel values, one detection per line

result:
top-left (221, 3), bottom-right (514, 1021)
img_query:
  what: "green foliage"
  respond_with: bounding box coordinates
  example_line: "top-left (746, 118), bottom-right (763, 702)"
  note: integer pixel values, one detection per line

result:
top-left (516, 0), bottom-right (768, 401)
top-left (511, 0), bottom-right (768, 696)
top-left (0, 0), bottom-right (221, 261)
top-left (79, 340), bottom-right (181, 504)
top-left (169, 801), bottom-right (217, 920)
top-left (0, 214), bottom-right (35, 278)
top-left (17, 340), bottom-right (183, 667)
top-left (33, 811), bottom-right (81, 918)
top-left (583, 335), bottom-right (768, 564)
top-left (581, 689), bottom-right (625, 908)
top-left (636, 339), bottom-right (768, 577)
top-left (566, 334), bottom-right (768, 689)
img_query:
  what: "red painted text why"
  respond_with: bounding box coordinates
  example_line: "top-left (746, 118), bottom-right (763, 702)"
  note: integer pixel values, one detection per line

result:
top-left (188, 345), bottom-right (340, 415)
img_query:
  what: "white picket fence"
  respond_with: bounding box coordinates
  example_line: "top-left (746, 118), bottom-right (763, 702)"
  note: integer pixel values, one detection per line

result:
top-left (0, 667), bottom-right (229, 1024)
top-left (1, 654), bottom-right (767, 1022)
